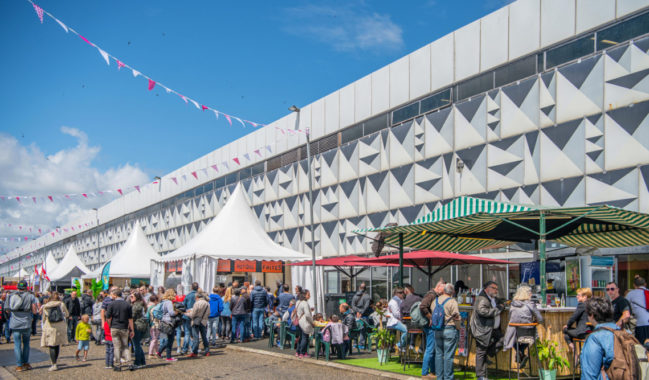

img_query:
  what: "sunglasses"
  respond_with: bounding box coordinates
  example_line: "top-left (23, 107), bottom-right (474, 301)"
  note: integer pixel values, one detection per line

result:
top-left (605, 288), bottom-right (617, 291)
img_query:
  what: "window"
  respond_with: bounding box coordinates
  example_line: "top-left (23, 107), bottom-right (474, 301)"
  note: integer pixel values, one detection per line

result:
top-left (239, 167), bottom-right (252, 181)
top-left (266, 156), bottom-right (282, 172)
top-left (546, 34), bottom-right (595, 68)
top-left (363, 114), bottom-right (389, 136)
top-left (225, 171), bottom-right (238, 184)
top-left (495, 55), bottom-right (537, 87)
top-left (341, 123), bottom-right (363, 144)
top-left (280, 148), bottom-right (299, 167)
top-left (420, 89), bottom-right (452, 114)
top-left (213, 177), bottom-right (225, 189)
top-left (392, 102), bottom-right (419, 125)
top-left (456, 71), bottom-right (494, 100)
top-left (597, 12), bottom-right (649, 50)
top-left (537, 52), bottom-right (545, 72)
top-left (326, 271), bottom-right (339, 293)
top-left (251, 162), bottom-right (265, 176)
top-left (370, 266), bottom-right (388, 304)
top-left (313, 134), bottom-right (339, 155)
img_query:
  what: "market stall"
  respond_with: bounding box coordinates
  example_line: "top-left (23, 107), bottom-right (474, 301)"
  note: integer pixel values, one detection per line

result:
top-left (152, 183), bottom-right (309, 294)
top-left (47, 246), bottom-right (91, 289)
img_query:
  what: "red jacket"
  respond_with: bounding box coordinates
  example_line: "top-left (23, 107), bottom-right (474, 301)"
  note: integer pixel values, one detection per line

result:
top-left (103, 321), bottom-right (112, 341)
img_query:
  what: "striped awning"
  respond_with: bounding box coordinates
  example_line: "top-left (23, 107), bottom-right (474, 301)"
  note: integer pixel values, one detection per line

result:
top-left (355, 196), bottom-right (649, 252)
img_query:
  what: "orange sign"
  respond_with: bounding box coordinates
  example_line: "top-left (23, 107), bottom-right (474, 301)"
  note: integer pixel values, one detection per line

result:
top-left (234, 260), bottom-right (256, 272)
top-left (261, 261), bottom-right (282, 273)
top-left (217, 260), bottom-right (231, 273)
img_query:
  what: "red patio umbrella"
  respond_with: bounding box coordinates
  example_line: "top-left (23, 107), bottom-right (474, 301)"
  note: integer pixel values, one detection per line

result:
top-left (287, 254), bottom-right (414, 283)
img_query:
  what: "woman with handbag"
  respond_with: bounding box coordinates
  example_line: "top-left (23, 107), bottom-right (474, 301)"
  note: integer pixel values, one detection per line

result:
top-left (147, 295), bottom-right (160, 359)
top-left (295, 290), bottom-right (315, 358)
top-left (41, 292), bottom-right (69, 371)
top-left (156, 289), bottom-right (179, 362)
top-left (130, 292), bottom-right (148, 368)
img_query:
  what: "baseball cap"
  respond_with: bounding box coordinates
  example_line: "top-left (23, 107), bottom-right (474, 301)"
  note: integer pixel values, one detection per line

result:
top-left (17, 280), bottom-right (28, 290)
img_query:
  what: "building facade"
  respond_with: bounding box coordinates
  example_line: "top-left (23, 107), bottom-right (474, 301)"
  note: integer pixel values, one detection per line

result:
top-left (5, 0), bottom-right (649, 295)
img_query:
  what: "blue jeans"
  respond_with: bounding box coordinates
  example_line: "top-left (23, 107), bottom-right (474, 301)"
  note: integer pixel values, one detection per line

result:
top-left (232, 315), bottom-right (246, 342)
top-left (208, 317), bottom-right (219, 343)
top-left (252, 308), bottom-right (265, 339)
top-left (435, 327), bottom-right (458, 380)
top-left (388, 321), bottom-right (408, 349)
top-left (158, 330), bottom-right (175, 359)
top-left (181, 318), bottom-right (194, 353)
top-left (132, 329), bottom-right (146, 366)
top-left (244, 314), bottom-right (251, 340)
top-left (12, 328), bottom-right (30, 367)
top-left (192, 324), bottom-right (209, 354)
top-left (422, 325), bottom-right (436, 376)
top-left (4, 319), bottom-right (11, 342)
top-left (175, 324), bottom-right (182, 349)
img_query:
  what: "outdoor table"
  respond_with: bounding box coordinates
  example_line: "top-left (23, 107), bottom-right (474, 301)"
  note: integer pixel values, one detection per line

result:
top-left (455, 305), bottom-right (575, 377)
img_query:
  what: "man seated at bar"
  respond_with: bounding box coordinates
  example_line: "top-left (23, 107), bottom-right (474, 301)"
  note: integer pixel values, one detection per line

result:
top-left (605, 281), bottom-right (630, 329)
top-left (562, 287), bottom-right (591, 352)
top-left (469, 281), bottom-right (504, 380)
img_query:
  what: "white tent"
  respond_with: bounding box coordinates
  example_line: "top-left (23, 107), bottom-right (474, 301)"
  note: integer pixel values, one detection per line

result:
top-left (43, 252), bottom-right (58, 276)
top-left (81, 268), bottom-right (101, 280)
top-left (152, 183), bottom-right (309, 291)
top-left (48, 246), bottom-right (90, 284)
top-left (11, 268), bottom-right (29, 278)
top-left (107, 221), bottom-right (159, 279)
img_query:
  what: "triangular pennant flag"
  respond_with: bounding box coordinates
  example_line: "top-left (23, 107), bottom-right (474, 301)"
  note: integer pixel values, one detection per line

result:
top-left (189, 99), bottom-right (200, 109)
top-left (54, 17), bottom-right (68, 33)
top-left (234, 117), bottom-right (246, 128)
top-left (117, 189), bottom-right (123, 195)
top-left (212, 110), bottom-right (219, 119)
top-left (221, 161), bottom-right (229, 169)
top-left (247, 120), bottom-right (259, 127)
top-left (163, 86), bottom-right (172, 94)
top-left (134, 185), bottom-right (140, 193)
top-left (82, 193), bottom-right (88, 198)
top-left (182, 174), bottom-right (187, 181)
top-left (132, 69), bottom-right (140, 78)
top-left (148, 79), bottom-right (156, 91)
top-left (50, 232), bottom-right (55, 237)
top-left (201, 105), bottom-right (208, 111)
top-left (64, 195), bottom-right (71, 199)
top-left (171, 177), bottom-right (178, 184)
top-left (233, 157), bottom-right (240, 165)
top-left (32, 197), bottom-right (37, 203)
top-left (15, 197), bottom-right (20, 203)
top-left (201, 168), bottom-right (208, 177)
top-left (243, 153), bottom-right (250, 161)
top-left (115, 59), bottom-right (125, 70)
top-left (266, 145), bottom-right (272, 153)
top-left (191, 171), bottom-right (198, 179)
top-left (224, 114), bottom-right (232, 125)
top-left (97, 48), bottom-right (110, 65)
top-left (79, 34), bottom-right (93, 46)
top-left (254, 149), bottom-right (261, 156)
top-left (210, 164), bottom-right (218, 172)
top-left (38, 228), bottom-right (41, 234)
top-left (179, 94), bottom-right (188, 103)
top-left (33, 3), bottom-right (44, 23)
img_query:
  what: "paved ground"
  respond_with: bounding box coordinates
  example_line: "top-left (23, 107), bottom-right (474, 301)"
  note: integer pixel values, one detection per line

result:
top-left (0, 334), bottom-right (390, 380)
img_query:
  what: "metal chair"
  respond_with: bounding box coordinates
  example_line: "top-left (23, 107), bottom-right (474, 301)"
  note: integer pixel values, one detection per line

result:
top-left (507, 322), bottom-right (540, 380)
top-left (314, 325), bottom-right (333, 361)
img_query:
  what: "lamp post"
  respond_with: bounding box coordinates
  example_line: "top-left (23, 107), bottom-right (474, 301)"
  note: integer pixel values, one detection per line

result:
top-left (290, 105), bottom-right (318, 313)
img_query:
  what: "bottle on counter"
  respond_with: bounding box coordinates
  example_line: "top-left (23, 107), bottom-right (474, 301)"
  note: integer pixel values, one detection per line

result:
top-left (560, 293), bottom-right (565, 307)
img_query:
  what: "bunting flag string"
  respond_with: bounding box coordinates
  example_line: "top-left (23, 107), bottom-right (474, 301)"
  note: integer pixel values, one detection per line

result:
top-left (0, 143), bottom-right (274, 203)
top-left (24, 0), bottom-right (308, 136)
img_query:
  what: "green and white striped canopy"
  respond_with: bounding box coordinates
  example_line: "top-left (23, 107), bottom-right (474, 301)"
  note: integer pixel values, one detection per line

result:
top-left (355, 196), bottom-right (649, 252)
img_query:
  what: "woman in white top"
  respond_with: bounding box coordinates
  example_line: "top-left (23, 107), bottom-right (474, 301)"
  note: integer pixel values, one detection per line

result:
top-left (295, 290), bottom-right (314, 358)
top-left (386, 287), bottom-right (408, 350)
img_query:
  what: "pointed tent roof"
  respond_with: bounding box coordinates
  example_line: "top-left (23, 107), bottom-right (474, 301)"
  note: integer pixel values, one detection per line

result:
top-left (43, 252), bottom-right (58, 275)
top-left (108, 221), bottom-right (160, 278)
top-left (12, 268), bottom-right (29, 278)
top-left (159, 184), bottom-right (309, 263)
top-left (48, 246), bottom-right (91, 283)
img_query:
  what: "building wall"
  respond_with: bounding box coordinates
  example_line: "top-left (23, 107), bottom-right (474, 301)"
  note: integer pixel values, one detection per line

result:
top-left (4, 0), bottom-right (649, 274)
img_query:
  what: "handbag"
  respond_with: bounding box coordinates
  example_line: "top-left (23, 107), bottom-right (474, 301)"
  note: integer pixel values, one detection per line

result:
top-left (159, 321), bottom-right (174, 336)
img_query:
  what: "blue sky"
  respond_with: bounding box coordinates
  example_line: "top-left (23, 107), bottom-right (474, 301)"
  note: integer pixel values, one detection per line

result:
top-left (0, 0), bottom-right (512, 250)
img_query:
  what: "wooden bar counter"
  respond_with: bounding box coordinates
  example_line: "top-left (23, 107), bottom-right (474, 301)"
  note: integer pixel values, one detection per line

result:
top-left (454, 305), bottom-right (576, 377)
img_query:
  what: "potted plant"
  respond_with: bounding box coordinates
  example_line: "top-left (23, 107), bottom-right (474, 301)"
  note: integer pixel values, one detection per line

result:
top-left (536, 337), bottom-right (570, 380)
top-left (374, 327), bottom-right (394, 365)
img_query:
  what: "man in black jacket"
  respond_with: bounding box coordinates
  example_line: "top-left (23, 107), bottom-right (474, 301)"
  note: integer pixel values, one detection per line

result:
top-left (80, 290), bottom-right (94, 317)
top-left (250, 280), bottom-right (268, 339)
top-left (400, 285), bottom-right (422, 318)
top-left (351, 283), bottom-right (371, 350)
top-left (469, 281), bottom-right (504, 380)
top-left (64, 291), bottom-right (81, 343)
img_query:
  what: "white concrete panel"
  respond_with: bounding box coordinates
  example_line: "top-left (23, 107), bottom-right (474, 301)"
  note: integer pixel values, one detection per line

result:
top-left (371, 66), bottom-right (390, 115)
top-left (617, 0), bottom-right (649, 17)
top-left (324, 91), bottom-right (340, 135)
top-left (454, 20), bottom-right (481, 80)
top-left (355, 74), bottom-right (372, 122)
top-left (509, 0), bottom-right (541, 59)
top-left (541, 0), bottom-right (575, 46)
top-left (480, 7), bottom-right (509, 71)
top-left (339, 83), bottom-right (355, 128)
top-left (430, 33), bottom-right (455, 92)
top-left (310, 98), bottom-right (326, 139)
top-left (410, 45), bottom-right (431, 100)
top-left (576, 0), bottom-right (616, 33)
top-left (389, 56), bottom-right (410, 107)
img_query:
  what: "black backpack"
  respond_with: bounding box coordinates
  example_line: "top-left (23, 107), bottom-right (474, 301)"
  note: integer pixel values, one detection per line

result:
top-left (48, 305), bottom-right (64, 323)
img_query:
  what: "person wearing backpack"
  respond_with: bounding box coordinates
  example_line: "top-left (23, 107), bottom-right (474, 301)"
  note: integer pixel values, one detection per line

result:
top-left (420, 280), bottom-right (445, 378)
top-left (581, 296), bottom-right (640, 380)
top-left (626, 275), bottom-right (649, 344)
top-left (40, 291), bottom-right (69, 372)
top-left (8, 281), bottom-right (38, 372)
top-left (230, 288), bottom-right (247, 343)
top-left (434, 283), bottom-right (461, 380)
top-left (470, 281), bottom-right (505, 380)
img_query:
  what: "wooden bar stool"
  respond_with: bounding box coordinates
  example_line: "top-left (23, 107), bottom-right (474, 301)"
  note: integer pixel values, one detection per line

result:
top-left (507, 322), bottom-right (540, 380)
top-left (571, 322), bottom-right (593, 380)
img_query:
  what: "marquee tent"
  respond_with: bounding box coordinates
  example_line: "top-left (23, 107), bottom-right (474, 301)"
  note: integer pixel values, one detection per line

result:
top-left (108, 221), bottom-right (159, 279)
top-left (11, 268), bottom-right (29, 278)
top-left (43, 252), bottom-right (58, 276)
top-left (48, 246), bottom-right (91, 284)
top-left (151, 183), bottom-right (309, 292)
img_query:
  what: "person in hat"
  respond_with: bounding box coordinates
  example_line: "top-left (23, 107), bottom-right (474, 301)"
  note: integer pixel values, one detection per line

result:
top-left (7, 280), bottom-right (38, 372)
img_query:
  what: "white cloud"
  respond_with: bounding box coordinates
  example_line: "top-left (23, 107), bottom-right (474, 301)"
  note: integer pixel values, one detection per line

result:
top-left (0, 127), bottom-right (148, 252)
top-left (283, 4), bottom-right (404, 53)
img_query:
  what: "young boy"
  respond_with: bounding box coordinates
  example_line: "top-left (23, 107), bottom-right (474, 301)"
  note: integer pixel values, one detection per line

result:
top-left (103, 320), bottom-right (114, 369)
top-left (75, 314), bottom-right (92, 361)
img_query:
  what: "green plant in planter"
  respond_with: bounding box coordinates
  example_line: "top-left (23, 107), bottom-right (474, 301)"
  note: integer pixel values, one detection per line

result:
top-left (536, 338), bottom-right (570, 380)
top-left (375, 327), bottom-right (395, 350)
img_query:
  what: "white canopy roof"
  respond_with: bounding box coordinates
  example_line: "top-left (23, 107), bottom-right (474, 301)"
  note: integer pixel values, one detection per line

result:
top-left (12, 268), bottom-right (29, 278)
top-left (48, 246), bottom-right (91, 283)
top-left (159, 184), bottom-right (309, 263)
top-left (43, 252), bottom-right (58, 275)
top-left (81, 268), bottom-right (101, 280)
top-left (108, 221), bottom-right (159, 278)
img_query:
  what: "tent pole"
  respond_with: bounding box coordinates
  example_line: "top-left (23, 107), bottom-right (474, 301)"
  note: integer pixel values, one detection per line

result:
top-left (399, 233), bottom-right (404, 287)
top-left (539, 211), bottom-right (547, 307)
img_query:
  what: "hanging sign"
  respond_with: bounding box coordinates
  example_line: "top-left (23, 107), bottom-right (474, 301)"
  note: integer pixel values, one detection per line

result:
top-left (261, 261), bottom-right (282, 273)
top-left (233, 260), bottom-right (256, 272)
top-left (217, 259), bottom-right (231, 272)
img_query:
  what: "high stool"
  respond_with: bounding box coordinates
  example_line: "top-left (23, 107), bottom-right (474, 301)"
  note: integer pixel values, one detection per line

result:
top-left (570, 322), bottom-right (593, 380)
top-left (402, 327), bottom-right (424, 371)
top-left (507, 323), bottom-right (540, 380)
top-left (463, 329), bottom-right (500, 379)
